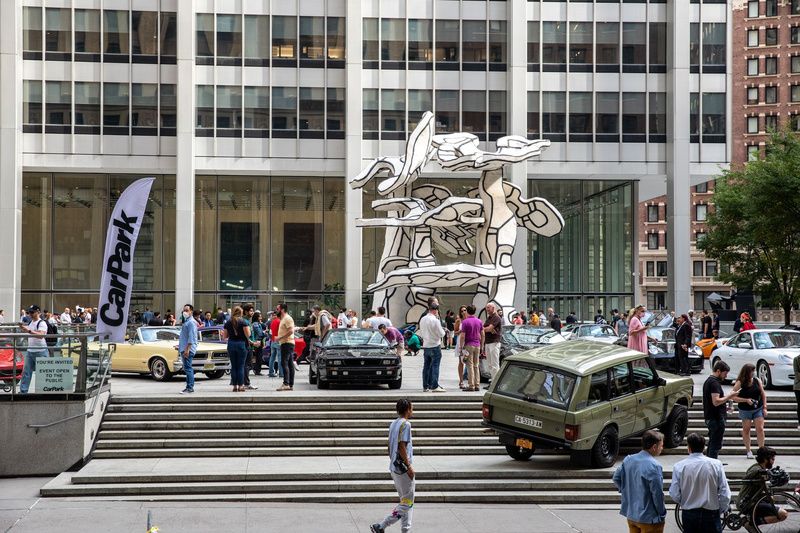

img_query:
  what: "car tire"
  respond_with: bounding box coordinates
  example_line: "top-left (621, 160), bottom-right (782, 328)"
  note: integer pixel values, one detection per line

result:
top-left (204, 370), bottom-right (225, 380)
top-left (662, 405), bottom-right (689, 448)
top-left (757, 360), bottom-right (773, 389)
top-left (317, 378), bottom-right (329, 389)
top-left (591, 425), bottom-right (619, 468)
top-left (388, 378), bottom-right (402, 390)
top-left (149, 357), bottom-right (173, 382)
top-left (505, 445), bottom-right (535, 461)
top-left (308, 367), bottom-right (317, 384)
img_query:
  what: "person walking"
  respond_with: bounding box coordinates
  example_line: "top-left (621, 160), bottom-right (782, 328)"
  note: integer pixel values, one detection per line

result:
top-left (418, 303), bottom-right (446, 392)
top-left (675, 313), bottom-right (693, 376)
top-left (612, 430), bottom-right (667, 533)
top-left (482, 303), bottom-right (503, 385)
top-left (669, 433), bottom-right (731, 533)
top-left (276, 303), bottom-right (296, 391)
top-left (730, 363), bottom-right (767, 459)
top-left (703, 360), bottom-right (741, 459)
top-left (371, 399), bottom-right (415, 533)
top-left (459, 305), bottom-right (484, 392)
top-left (19, 305), bottom-right (49, 394)
top-left (627, 305), bottom-right (649, 354)
top-left (178, 305), bottom-right (199, 394)
top-left (222, 306), bottom-right (250, 392)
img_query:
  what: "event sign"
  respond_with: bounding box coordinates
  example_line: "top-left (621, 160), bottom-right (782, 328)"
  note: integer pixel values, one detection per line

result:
top-left (97, 177), bottom-right (155, 342)
top-left (34, 357), bottom-right (74, 393)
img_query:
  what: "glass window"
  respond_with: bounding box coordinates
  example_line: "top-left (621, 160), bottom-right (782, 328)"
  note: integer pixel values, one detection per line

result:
top-left (609, 363), bottom-right (631, 397)
top-left (45, 81), bottom-right (71, 127)
top-left (436, 90), bottom-right (459, 132)
top-left (794, 0), bottom-right (800, 14)
top-left (622, 23), bottom-right (646, 71)
top-left (103, 10), bottom-right (129, 58)
top-left (462, 20), bottom-right (487, 66)
top-left (409, 19), bottom-right (433, 63)
top-left (596, 92), bottom-right (619, 139)
top-left (327, 17), bottom-right (346, 62)
top-left (647, 205), bottom-right (659, 222)
top-left (381, 89), bottom-right (406, 135)
top-left (749, 0), bottom-right (759, 16)
top-left (656, 261), bottom-right (667, 277)
top-left (696, 181), bottom-right (709, 193)
top-left (765, 86), bottom-right (777, 103)
top-left (74, 82), bottom-right (100, 130)
top-left (569, 92), bottom-right (592, 139)
top-left (747, 58), bottom-right (759, 76)
top-left (693, 260), bottom-right (703, 276)
top-left (528, 91), bottom-right (539, 136)
top-left (623, 92), bottom-right (646, 137)
top-left (691, 24), bottom-right (700, 68)
top-left (195, 85), bottom-right (214, 134)
top-left (765, 56), bottom-right (778, 74)
top-left (793, 27), bottom-right (800, 44)
top-left (327, 88), bottom-right (346, 136)
top-left (766, 27), bottom-right (778, 46)
top-left (696, 204), bottom-right (708, 221)
top-left (747, 116), bottom-right (759, 134)
top-left (45, 8), bottom-right (71, 55)
top-left (382, 19), bottom-right (406, 62)
top-left (300, 16), bottom-right (325, 60)
top-left (217, 14), bottom-right (242, 65)
top-left (542, 91), bottom-right (566, 138)
top-left (570, 23), bottom-right (593, 67)
top-left (489, 20), bottom-right (506, 66)
top-left (408, 89), bottom-right (432, 131)
top-left (244, 15), bottom-right (269, 65)
top-left (131, 83), bottom-right (158, 133)
top-left (273, 16), bottom-right (297, 61)
top-left (363, 88), bottom-right (379, 137)
top-left (702, 93), bottom-right (725, 142)
top-left (747, 87), bottom-right (759, 104)
top-left (132, 11), bottom-right (158, 61)
top-left (75, 9), bottom-right (101, 58)
top-left (462, 90), bottom-right (486, 137)
top-left (243, 86), bottom-right (269, 133)
top-left (747, 29), bottom-right (759, 48)
top-left (363, 18), bottom-right (378, 62)
top-left (766, 114), bottom-right (777, 131)
top-left (21, 174), bottom-right (52, 291)
top-left (528, 22), bottom-right (540, 64)
top-left (160, 12), bottom-right (177, 62)
top-left (706, 260), bottom-right (718, 277)
top-left (272, 87), bottom-right (297, 133)
top-left (690, 92), bottom-right (700, 139)
top-left (596, 23), bottom-right (619, 67)
top-left (494, 364), bottom-right (576, 409)
top-left (23, 80), bottom-right (42, 130)
top-left (586, 371), bottom-right (609, 405)
top-left (767, 0), bottom-right (778, 16)
top-left (646, 261), bottom-right (655, 277)
top-left (489, 91), bottom-right (507, 138)
top-left (23, 7), bottom-right (42, 55)
top-left (436, 20), bottom-right (460, 65)
top-left (649, 93), bottom-right (666, 140)
top-left (631, 359), bottom-right (656, 391)
top-left (647, 232), bottom-right (659, 249)
top-left (703, 23), bottom-right (725, 71)
top-left (649, 22), bottom-right (666, 72)
top-left (196, 14), bottom-right (214, 63)
top-left (299, 87), bottom-right (325, 134)
top-left (103, 82), bottom-right (129, 133)
top-left (160, 84), bottom-right (176, 134)
top-left (747, 145), bottom-right (760, 161)
top-left (793, 56), bottom-right (800, 74)
top-left (542, 22), bottom-right (566, 66)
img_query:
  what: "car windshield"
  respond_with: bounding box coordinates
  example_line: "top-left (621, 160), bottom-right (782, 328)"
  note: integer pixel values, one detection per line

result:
top-left (322, 330), bottom-right (389, 347)
top-left (753, 331), bottom-right (800, 349)
top-left (140, 327), bottom-right (181, 342)
top-left (503, 327), bottom-right (554, 345)
top-left (494, 363), bottom-right (576, 410)
top-left (580, 325), bottom-right (614, 337)
top-left (649, 328), bottom-right (675, 343)
top-left (199, 329), bottom-right (221, 342)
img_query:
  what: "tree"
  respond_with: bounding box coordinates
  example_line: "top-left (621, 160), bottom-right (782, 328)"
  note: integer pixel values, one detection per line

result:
top-left (699, 129), bottom-right (800, 325)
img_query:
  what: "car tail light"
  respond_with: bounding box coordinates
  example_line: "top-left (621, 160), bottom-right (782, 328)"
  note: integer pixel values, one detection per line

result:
top-left (482, 404), bottom-right (492, 421)
top-left (565, 424), bottom-right (580, 441)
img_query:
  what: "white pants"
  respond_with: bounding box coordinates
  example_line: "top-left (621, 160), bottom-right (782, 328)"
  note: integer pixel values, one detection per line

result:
top-left (381, 471), bottom-right (415, 532)
top-left (485, 342), bottom-right (500, 379)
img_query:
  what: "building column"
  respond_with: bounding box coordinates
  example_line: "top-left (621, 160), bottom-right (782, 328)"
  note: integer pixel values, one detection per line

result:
top-left (666, 0), bottom-right (692, 313)
top-left (508, 0), bottom-right (529, 314)
top-left (174, 3), bottom-right (196, 310)
top-left (344, 2), bottom-right (363, 313)
top-left (0, 2), bottom-right (22, 316)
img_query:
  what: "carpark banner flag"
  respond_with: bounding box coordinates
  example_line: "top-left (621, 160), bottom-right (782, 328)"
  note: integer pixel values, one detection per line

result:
top-left (97, 177), bottom-right (155, 342)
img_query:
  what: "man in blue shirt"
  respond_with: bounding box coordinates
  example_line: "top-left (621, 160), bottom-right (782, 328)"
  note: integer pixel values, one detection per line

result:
top-left (178, 304), bottom-right (199, 394)
top-left (612, 430), bottom-right (667, 532)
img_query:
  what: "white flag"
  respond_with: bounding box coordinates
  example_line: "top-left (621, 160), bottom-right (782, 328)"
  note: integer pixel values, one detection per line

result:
top-left (97, 177), bottom-right (155, 342)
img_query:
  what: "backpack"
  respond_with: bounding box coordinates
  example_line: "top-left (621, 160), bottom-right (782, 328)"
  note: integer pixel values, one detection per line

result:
top-left (38, 319), bottom-right (58, 346)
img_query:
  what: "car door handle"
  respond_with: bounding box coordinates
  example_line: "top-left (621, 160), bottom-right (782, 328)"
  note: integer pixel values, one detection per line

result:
top-left (638, 398), bottom-right (643, 404)
top-left (613, 405), bottom-right (620, 412)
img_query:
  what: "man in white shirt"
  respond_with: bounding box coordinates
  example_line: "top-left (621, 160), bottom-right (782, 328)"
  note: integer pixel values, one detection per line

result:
top-left (337, 308), bottom-right (348, 329)
top-left (19, 305), bottom-right (50, 393)
top-left (367, 306), bottom-right (393, 330)
top-left (60, 307), bottom-right (72, 325)
top-left (669, 432), bottom-right (731, 533)
top-left (417, 304), bottom-right (446, 392)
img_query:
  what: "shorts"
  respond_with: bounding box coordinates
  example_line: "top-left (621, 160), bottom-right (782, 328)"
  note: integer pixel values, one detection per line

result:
top-left (754, 501), bottom-right (780, 525)
top-left (738, 408), bottom-right (764, 421)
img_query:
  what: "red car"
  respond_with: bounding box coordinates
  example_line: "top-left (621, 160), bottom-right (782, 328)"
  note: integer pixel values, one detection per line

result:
top-left (0, 339), bottom-right (24, 390)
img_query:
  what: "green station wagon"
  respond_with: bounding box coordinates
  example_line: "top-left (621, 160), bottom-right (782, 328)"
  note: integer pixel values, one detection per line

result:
top-left (482, 341), bottom-right (694, 467)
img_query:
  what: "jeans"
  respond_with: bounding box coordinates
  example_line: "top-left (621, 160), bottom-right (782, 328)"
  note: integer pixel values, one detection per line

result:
top-left (705, 418), bottom-right (726, 459)
top-left (681, 509), bottom-right (722, 533)
top-left (422, 346), bottom-right (442, 390)
top-left (182, 350), bottom-right (195, 390)
top-left (268, 342), bottom-right (283, 377)
top-left (227, 340), bottom-right (247, 386)
top-left (20, 348), bottom-right (49, 393)
top-left (253, 346), bottom-right (263, 375)
top-left (281, 343), bottom-right (295, 386)
top-left (380, 471), bottom-right (415, 533)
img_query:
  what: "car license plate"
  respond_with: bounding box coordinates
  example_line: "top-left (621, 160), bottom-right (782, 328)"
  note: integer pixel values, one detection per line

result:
top-left (203, 363), bottom-right (214, 371)
top-left (515, 438), bottom-right (534, 450)
top-left (514, 415), bottom-right (542, 429)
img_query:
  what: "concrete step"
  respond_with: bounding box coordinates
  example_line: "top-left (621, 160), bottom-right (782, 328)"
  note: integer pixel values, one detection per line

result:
top-left (99, 419), bottom-right (483, 430)
top-left (108, 394), bottom-right (487, 404)
top-left (106, 401), bottom-right (481, 413)
top-left (95, 435), bottom-right (501, 449)
top-left (90, 446), bottom-right (509, 458)
top-left (102, 410), bottom-right (481, 421)
top-left (97, 427), bottom-right (495, 439)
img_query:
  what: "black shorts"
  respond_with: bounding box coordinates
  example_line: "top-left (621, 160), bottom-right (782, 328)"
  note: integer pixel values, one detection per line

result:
top-left (754, 501), bottom-right (780, 525)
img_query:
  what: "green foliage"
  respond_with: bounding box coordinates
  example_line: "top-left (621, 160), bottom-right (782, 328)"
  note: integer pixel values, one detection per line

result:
top-left (699, 128), bottom-right (800, 324)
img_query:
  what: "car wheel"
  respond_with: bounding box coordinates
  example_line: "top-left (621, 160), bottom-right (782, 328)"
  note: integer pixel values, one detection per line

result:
top-left (308, 367), bottom-right (317, 384)
top-left (204, 370), bottom-right (225, 380)
top-left (149, 357), bottom-right (173, 382)
top-left (757, 360), bottom-right (773, 389)
top-left (317, 378), bottom-right (329, 389)
top-left (505, 445), bottom-right (535, 461)
top-left (388, 378), bottom-right (402, 390)
top-left (591, 425), bottom-right (619, 468)
top-left (662, 405), bottom-right (689, 448)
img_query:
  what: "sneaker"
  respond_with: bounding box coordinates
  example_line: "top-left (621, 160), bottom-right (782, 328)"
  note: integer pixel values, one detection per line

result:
top-left (423, 388), bottom-right (430, 393)
top-left (746, 450), bottom-right (754, 459)
top-left (246, 384), bottom-right (258, 390)
top-left (370, 525), bottom-right (385, 533)
top-left (180, 388), bottom-right (193, 394)
top-left (293, 361), bottom-right (301, 371)
top-left (276, 384), bottom-right (290, 391)
top-left (432, 386), bottom-right (447, 393)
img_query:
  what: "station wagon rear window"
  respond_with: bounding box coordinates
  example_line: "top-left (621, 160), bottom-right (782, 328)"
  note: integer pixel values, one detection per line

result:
top-left (494, 363), bottom-right (576, 410)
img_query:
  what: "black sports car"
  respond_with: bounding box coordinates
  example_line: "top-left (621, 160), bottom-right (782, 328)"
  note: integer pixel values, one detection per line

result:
top-left (308, 328), bottom-right (402, 389)
top-left (616, 327), bottom-right (704, 374)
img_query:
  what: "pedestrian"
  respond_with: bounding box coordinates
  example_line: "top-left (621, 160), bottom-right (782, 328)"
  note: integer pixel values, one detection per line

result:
top-left (404, 330), bottom-right (421, 356)
top-left (703, 360), bottom-right (741, 459)
top-left (368, 307), bottom-right (392, 329)
top-left (178, 305), bottom-right (199, 394)
top-left (348, 309), bottom-right (359, 328)
top-left (268, 307), bottom-right (283, 378)
top-left (275, 303), bottom-right (296, 391)
top-left (18, 305), bottom-right (49, 394)
top-left (711, 310), bottom-right (720, 339)
top-left (565, 311), bottom-right (577, 325)
top-left (612, 430), bottom-right (667, 533)
top-left (730, 363), bottom-right (767, 459)
top-left (164, 313), bottom-right (176, 326)
top-left (202, 311), bottom-right (214, 328)
top-left (675, 313), bottom-right (693, 376)
top-left (378, 324), bottom-right (405, 358)
top-left (594, 309), bottom-right (606, 324)
top-left (700, 309), bottom-right (713, 339)
top-left (215, 307), bottom-right (226, 325)
top-left (337, 308), bottom-right (348, 329)
top-left (222, 306), bottom-right (250, 393)
top-left (733, 313), bottom-right (742, 333)
top-left (453, 306), bottom-right (467, 388)
top-left (148, 311), bottom-right (163, 326)
top-left (370, 399), bottom-right (415, 533)
top-left (741, 312), bottom-right (756, 331)
top-left (482, 303), bottom-right (503, 385)
top-left (529, 310), bottom-right (540, 326)
top-left (142, 306), bottom-right (154, 325)
top-left (627, 305), bottom-right (649, 354)
top-left (460, 305), bottom-right (484, 392)
top-left (616, 311), bottom-right (629, 336)
top-left (794, 354), bottom-right (800, 430)
top-left (444, 310), bottom-right (455, 349)
top-left (250, 311), bottom-right (266, 376)
top-left (550, 313), bottom-right (562, 334)
top-left (59, 307), bottom-right (71, 325)
top-left (311, 305), bottom-right (333, 345)
top-left (669, 433), bottom-right (731, 533)
top-left (418, 302), bottom-right (446, 392)
top-left (241, 304), bottom-right (258, 390)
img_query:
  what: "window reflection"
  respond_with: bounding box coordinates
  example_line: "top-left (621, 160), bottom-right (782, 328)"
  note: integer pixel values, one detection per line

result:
top-left (327, 17), bottom-right (346, 63)
top-left (436, 20), bottom-right (459, 68)
top-left (75, 82), bottom-right (101, 134)
top-left (489, 21), bottom-right (506, 68)
top-left (436, 90), bottom-right (459, 132)
top-left (160, 84), bottom-right (177, 136)
top-left (216, 14), bottom-right (242, 65)
top-left (196, 14), bottom-right (214, 64)
top-left (363, 89), bottom-right (379, 139)
top-left (132, 83), bottom-right (158, 134)
top-left (462, 20), bottom-right (487, 68)
top-left (45, 81), bottom-right (71, 132)
top-left (75, 9), bottom-right (101, 60)
top-left (596, 23), bottom-right (619, 70)
top-left (195, 85), bottom-right (214, 136)
top-left (327, 88), bottom-right (346, 138)
top-left (527, 92), bottom-right (539, 137)
top-left (382, 19), bottom-right (406, 64)
top-left (23, 7), bottom-right (42, 58)
top-left (22, 174), bottom-right (52, 290)
top-left (45, 8), bottom-right (71, 58)
top-left (300, 17), bottom-right (325, 62)
top-left (132, 11), bottom-right (158, 62)
top-left (104, 10), bottom-right (129, 60)
top-left (244, 86), bottom-right (270, 136)
top-left (300, 87), bottom-right (325, 137)
top-left (622, 92), bottom-right (646, 142)
top-left (409, 19), bottom-right (433, 65)
top-left (649, 22), bottom-right (667, 73)
top-left (462, 90), bottom-right (486, 137)
top-left (273, 16), bottom-right (297, 64)
top-left (382, 89), bottom-right (406, 139)
top-left (363, 18), bottom-right (379, 63)
top-left (244, 15), bottom-right (270, 66)
top-left (160, 12), bottom-right (177, 63)
top-left (216, 86), bottom-right (242, 135)
top-left (489, 91), bottom-right (506, 140)
top-left (623, 23), bottom-right (646, 72)
top-left (24, 80), bottom-right (43, 132)
top-left (542, 91), bottom-right (566, 141)
top-left (409, 89), bottom-right (433, 132)
top-left (103, 82), bottom-right (129, 134)
top-left (272, 87), bottom-right (297, 136)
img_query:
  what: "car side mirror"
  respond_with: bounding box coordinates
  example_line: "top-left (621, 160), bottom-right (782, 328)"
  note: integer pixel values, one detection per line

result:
top-left (656, 377), bottom-right (667, 386)
top-left (739, 342), bottom-right (752, 350)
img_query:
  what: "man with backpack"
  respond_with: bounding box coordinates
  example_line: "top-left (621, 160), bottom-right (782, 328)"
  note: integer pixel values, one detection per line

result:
top-left (19, 305), bottom-right (50, 393)
top-left (43, 310), bottom-right (60, 348)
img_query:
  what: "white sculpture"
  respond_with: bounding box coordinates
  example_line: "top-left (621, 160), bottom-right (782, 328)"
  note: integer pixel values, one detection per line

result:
top-left (351, 111), bottom-right (565, 323)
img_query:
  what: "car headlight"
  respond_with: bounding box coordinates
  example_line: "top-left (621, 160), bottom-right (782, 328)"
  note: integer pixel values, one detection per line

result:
top-left (692, 346), bottom-right (703, 356)
top-left (778, 354), bottom-right (793, 365)
top-left (331, 359), bottom-right (342, 365)
top-left (381, 359), bottom-right (394, 365)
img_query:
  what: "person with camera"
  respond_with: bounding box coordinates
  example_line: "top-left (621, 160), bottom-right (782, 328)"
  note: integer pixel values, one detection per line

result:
top-left (730, 363), bottom-right (767, 460)
top-left (371, 399), bottom-right (415, 533)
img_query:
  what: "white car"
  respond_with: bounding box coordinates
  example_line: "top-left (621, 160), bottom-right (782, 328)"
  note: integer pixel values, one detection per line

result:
top-left (561, 323), bottom-right (620, 344)
top-left (711, 329), bottom-right (800, 388)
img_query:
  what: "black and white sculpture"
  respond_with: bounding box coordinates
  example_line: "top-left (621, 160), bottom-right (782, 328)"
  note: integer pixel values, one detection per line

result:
top-left (352, 111), bottom-right (564, 323)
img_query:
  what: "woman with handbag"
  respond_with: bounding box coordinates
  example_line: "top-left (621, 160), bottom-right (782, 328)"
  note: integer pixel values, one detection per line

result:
top-left (730, 363), bottom-right (768, 459)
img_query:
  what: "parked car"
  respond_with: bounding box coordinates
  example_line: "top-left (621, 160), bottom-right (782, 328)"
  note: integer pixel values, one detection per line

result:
top-left (0, 337), bottom-right (23, 391)
top-left (308, 328), bottom-right (402, 389)
top-left (561, 323), bottom-right (620, 344)
top-left (481, 340), bottom-right (693, 467)
top-left (615, 332), bottom-right (704, 374)
top-left (711, 329), bottom-right (800, 388)
top-left (479, 326), bottom-right (567, 382)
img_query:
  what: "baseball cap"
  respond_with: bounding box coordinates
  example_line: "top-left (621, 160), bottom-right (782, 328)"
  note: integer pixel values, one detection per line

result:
top-left (27, 305), bottom-right (41, 313)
